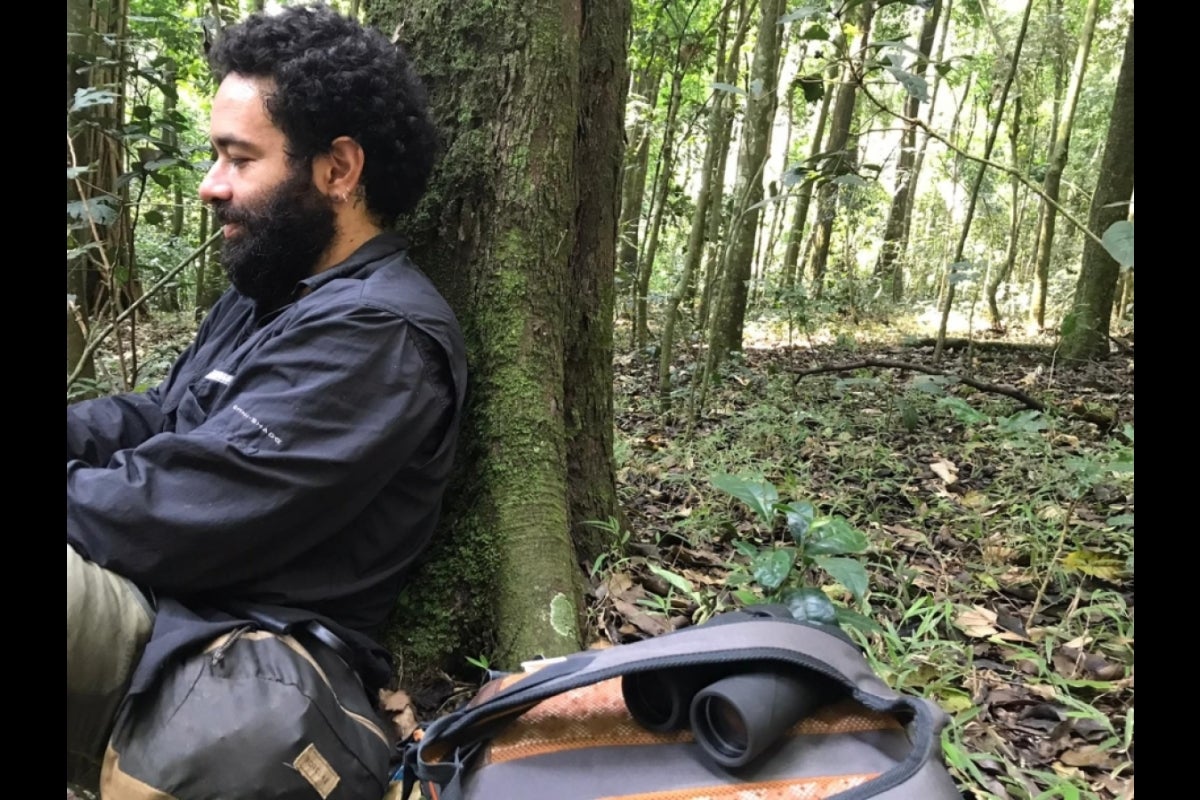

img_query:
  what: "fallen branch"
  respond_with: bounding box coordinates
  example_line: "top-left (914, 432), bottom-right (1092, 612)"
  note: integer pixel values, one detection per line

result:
top-left (789, 358), bottom-right (1119, 432)
top-left (791, 358), bottom-right (1044, 409)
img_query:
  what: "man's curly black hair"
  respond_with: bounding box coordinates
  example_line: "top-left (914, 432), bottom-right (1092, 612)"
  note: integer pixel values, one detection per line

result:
top-left (207, 4), bottom-right (437, 226)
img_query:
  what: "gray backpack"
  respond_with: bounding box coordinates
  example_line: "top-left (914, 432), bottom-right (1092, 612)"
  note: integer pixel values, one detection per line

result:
top-left (405, 606), bottom-right (963, 799)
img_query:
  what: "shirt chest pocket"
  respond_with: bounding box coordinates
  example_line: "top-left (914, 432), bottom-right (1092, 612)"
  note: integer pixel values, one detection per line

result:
top-left (173, 370), bottom-right (234, 435)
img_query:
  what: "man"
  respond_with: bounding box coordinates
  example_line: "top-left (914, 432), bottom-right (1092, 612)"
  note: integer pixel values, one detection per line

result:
top-left (66, 5), bottom-right (466, 790)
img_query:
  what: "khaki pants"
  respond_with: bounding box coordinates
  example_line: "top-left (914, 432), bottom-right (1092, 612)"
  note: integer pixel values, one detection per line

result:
top-left (67, 544), bottom-right (154, 784)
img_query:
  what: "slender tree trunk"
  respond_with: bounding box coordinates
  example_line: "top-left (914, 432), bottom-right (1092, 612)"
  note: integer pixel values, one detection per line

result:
top-left (696, 0), bottom-right (751, 330)
top-left (805, 1), bottom-right (874, 301)
top-left (635, 57), bottom-right (686, 348)
top-left (1060, 18), bottom-right (1133, 362)
top-left (368, 0), bottom-right (627, 671)
top-left (780, 57), bottom-right (836, 293)
top-left (706, 0), bottom-right (786, 369)
top-left (1031, 0), bottom-right (1100, 329)
top-left (933, 0), bottom-right (1033, 361)
top-left (618, 67), bottom-right (662, 321)
top-left (986, 95), bottom-right (1024, 330)
top-left (874, 0), bottom-right (941, 301)
top-left (659, 0), bottom-right (735, 402)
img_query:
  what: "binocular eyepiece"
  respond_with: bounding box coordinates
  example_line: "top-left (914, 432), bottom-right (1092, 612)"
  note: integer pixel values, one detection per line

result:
top-left (622, 666), bottom-right (836, 769)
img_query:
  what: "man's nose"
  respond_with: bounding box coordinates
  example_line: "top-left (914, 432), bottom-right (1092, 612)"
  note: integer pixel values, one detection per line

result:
top-left (198, 163), bottom-right (230, 204)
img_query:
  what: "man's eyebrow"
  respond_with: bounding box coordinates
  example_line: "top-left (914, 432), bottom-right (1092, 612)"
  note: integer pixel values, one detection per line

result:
top-left (212, 135), bottom-right (260, 153)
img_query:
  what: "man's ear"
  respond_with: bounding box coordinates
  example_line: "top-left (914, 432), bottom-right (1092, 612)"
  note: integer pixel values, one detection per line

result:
top-left (313, 136), bottom-right (366, 202)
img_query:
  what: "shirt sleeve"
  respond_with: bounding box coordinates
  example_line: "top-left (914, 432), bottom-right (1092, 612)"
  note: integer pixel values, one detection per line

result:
top-left (66, 388), bottom-right (167, 466)
top-left (66, 302), bottom-right (454, 597)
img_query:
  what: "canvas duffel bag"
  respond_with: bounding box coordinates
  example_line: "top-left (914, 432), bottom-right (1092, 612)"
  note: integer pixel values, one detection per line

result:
top-left (102, 622), bottom-right (393, 799)
top-left (404, 605), bottom-right (964, 800)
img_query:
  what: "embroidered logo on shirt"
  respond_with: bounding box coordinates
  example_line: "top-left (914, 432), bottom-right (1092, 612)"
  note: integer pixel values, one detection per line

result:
top-left (231, 404), bottom-right (284, 446)
top-left (205, 369), bottom-right (234, 385)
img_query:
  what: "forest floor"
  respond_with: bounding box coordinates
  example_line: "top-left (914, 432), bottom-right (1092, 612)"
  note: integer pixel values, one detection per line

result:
top-left (596, 311), bottom-right (1134, 800)
top-left (69, 307), bottom-right (1134, 800)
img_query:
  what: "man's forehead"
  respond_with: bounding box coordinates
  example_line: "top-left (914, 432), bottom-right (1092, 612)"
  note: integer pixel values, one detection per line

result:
top-left (210, 74), bottom-right (282, 144)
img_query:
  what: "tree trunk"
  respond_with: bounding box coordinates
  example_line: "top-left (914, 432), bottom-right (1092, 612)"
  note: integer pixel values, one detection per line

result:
top-left (634, 57), bottom-right (686, 348)
top-left (986, 95), bottom-right (1024, 330)
top-left (658, 0), bottom-right (736, 403)
top-left (780, 56), bottom-right (837, 294)
top-left (566, 0), bottom-right (628, 565)
top-left (367, 0), bottom-right (626, 673)
top-left (1030, 0), bottom-right (1100, 329)
top-left (706, 0), bottom-right (787, 369)
top-left (67, 0), bottom-right (133, 331)
top-left (805, 1), bottom-right (874, 301)
top-left (696, 0), bottom-right (751, 330)
top-left (617, 67), bottom-right (661, 322)
top-left (933, 0), bottom-right (1033, 361)
top-left (874, 0), bottom-right (941, 301)
top-left (1060, 18), bottom-right (1133, 362)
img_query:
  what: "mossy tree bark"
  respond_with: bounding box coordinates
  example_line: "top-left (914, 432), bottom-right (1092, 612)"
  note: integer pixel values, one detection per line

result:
top-left (1060, 17), bottom-right (1133, 362)
top-left (366, 0), bottom-right (627, 674)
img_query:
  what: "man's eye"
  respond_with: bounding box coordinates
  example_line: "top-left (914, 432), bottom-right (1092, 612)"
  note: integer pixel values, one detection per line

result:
top-left (228, 157), bottom-right (249, 168)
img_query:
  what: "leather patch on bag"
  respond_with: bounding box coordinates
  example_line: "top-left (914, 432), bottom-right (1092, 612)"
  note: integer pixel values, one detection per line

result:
top-left (293, 742), bottom-right (340, 799)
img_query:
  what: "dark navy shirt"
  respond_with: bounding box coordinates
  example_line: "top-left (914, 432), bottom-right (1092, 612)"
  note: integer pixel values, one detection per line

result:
top-left (67, 233), bottom-right (466, 692)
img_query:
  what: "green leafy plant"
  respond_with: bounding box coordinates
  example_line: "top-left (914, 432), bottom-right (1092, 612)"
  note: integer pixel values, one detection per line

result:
top-left (711, 473), bottom-right (879, 634)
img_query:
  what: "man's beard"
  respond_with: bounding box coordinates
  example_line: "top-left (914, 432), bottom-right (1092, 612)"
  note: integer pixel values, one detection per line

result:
top-left (213, 164), bottom-right (338, 308)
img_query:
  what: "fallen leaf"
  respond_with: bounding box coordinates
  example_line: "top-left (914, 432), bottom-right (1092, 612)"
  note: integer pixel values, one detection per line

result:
top-left (930, 459), bottom-right (958, 484)
top-left (955, 606), bottom-right (999, 637)
top-left (611, 597), bottom-right (671, 636)
top-left (1059, 746), bottom-right (1112, 768)
top-left (1027, 684), bottom-right (1058, 701)
top-left (378, 688), bottom-right (420, 741)
top-left (1061, 549), bottom-right (1126, 582)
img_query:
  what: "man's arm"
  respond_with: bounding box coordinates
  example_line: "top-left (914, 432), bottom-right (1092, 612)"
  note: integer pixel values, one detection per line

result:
top-left (67, 389), bottom-right (168, 466)
top-left (66, 303), bottom-right (457, 596)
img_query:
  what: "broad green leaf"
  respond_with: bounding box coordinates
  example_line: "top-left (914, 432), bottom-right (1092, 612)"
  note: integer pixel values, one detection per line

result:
top-left (143, 209), bottom-right (165, 226)
top-left (647, 564), bottom-right (696, 597)
top-left (70, 87), bottom-right (117, 112)
top-left (800, 24), bottom-right (831, 41)
top-left (999, 410), bottom-right (1048, 435)
top-left (66, 197), bottom-right (117, 225)
top-left (835, 606), bottom-right (883, 634)
top-left (132, 104), bottom-right (154, 120)
top-left (912, 374), bottom-right (953, 394)
top-left (885, 66), bottom-right (929, 102)
top-left (711, 81), bottom-right (746, 96)
top-left (815, 556), bottom-right (869, 601)
top-left (806, 517), bottom-right (868, 556)
top-left (780, 587), bottom-right (838, 626)
top-left (937, 396), bottom-right (987, 424)
top-left (779, 6), bottom-right (824, 24)
top-left (1106, 514), bottom-right (1134, 528)
top-left (1101, 220), bottom-right (1134, 269)
top-left (796, 74), bottom-right (825, 104)
top-left (751, 548), bottom-right (795, 590)
top-left (782, 501), bottom-right (815, 544)
top-left (832, 173), bottom-right (869, 187)
top-left (712, 473), bottom-right (779, 524)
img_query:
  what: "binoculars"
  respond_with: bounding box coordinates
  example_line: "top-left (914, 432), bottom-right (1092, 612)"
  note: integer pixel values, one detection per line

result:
top-left (621, 664), bottom-right (839, 769)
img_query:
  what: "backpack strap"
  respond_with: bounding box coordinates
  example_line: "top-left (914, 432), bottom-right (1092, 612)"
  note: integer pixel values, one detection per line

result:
top-left (407, 613), bottom-right (953, 799)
